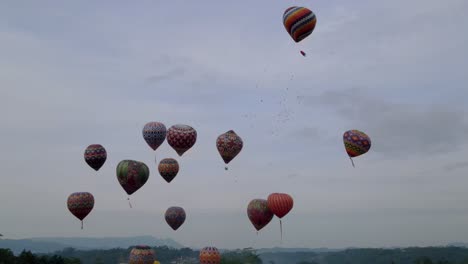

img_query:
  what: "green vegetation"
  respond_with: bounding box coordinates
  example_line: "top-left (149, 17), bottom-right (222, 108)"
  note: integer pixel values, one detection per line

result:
top-left (4, 245), bottom-right (468, 264)
top-left (0, 248), bottom-right (81, 264)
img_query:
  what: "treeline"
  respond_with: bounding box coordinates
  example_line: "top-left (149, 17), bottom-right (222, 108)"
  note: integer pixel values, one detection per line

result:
top-left (4, 246), bottom-right (468, 264)
top-left (0, 248), bottom-right (80, 264)
top-left (8, 246), bottom-right (261, 264)
top-left (263, 247), bottom-right (468, 264)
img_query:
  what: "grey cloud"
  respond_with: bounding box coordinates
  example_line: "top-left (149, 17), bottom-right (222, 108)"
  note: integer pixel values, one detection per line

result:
top-left (442, 161), bottom-right (468, 172)
top-left (299, 88), bottom-right (468, 158)
top-left (145, 67), bottom-right (186, 84)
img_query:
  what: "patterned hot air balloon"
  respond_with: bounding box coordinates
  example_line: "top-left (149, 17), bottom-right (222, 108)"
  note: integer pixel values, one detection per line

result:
top-left (267, 193), bottom-right (294, 242)
top-left (199, 247), bottom-right (221, 264)
top-left (67, 192), bottom-right (94, 229)
top-left (343, 129), bottom-right (371, 167)
top-left (142, 122), bottom-right (167, 151)
top-left (216, 130), bottom-right (243, 170)
top-left (84, 144), bottom-right (107, 171)
top-left (167, 124), bottom-right (197, 156)
top-left (129, 245), bottom-right (155, 264)
top-left (158, 158), bottom-right (179, 183)
top-left (116, 160), bottom-right (150, 207)
top-left (165, 206), bottom-right (186, 231)
top-left (283, 6), bottom-right (317, 43)
top-left (247, 199), bottom-right (274, 232)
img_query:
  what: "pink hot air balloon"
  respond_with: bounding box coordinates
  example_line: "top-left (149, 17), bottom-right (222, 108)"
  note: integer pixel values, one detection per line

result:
top-left (216, 130), bottom-right (243, 170)
top-left (67, 192), bottom-right (95, 229)
top-left (166, 124), bottom-right (197, 156)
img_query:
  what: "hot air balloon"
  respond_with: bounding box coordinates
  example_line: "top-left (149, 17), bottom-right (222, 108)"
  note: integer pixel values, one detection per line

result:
top-left (267, 193), bottom-right (294, 242)
top-left (129, 245), bottom-right (155, 264)
top-left (67, 192), bottom-right (94, 229)
top-left (343, 129), bottom-right (371, 167)
top-left (84, 144), bottom-right (107, 171)
top-left (165, 206), bottom-right (186, 231)
top-left (158, 158), bottom-right (179, 183)
top-left (167, 124), bottom-right (197, 156)
top-left (247, 199), bottom-right (274, 232)
top-left (283, 6), bottom-right (317, 43)
top-left (142, 122), bottom-right (167, 151)
top-left (116, 160), bottom-right (150, 207)
top-left (199, 247), bottom-right (221, 264)
top-left (216, 130), bottom-right (243, 170)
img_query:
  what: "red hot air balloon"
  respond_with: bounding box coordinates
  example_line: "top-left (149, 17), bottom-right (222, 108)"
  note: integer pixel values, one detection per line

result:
top-left (216, 130), bottom-right (243, 170)
top-left (142, 122), bottom-right (167, 151)
top-left (167, 124), bottom-right (197, 156)
top-left (67, 192), bottom-right (94, 229)
top-left (129, 245), bottom-right (155, 264)
top-left (247, 199), bottom-right (274, 232)
top-left (158, 158), bottom-right (179, 183)
top-left (267, 193), bottom-right (294, 242)
top-left (199, 247), bottom-right (221, 264)
top-left (165, 206), bottom-right (186, 231)
top-left (343, 129), bottom-right (371, 167)
top-left (84, 144), bottom-right (107, 171)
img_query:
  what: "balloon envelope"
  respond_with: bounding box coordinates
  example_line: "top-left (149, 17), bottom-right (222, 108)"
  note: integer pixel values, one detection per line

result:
top-left (216, 130), bottom-right (243, 164)
top-left (116, 160), bottom-right (150, 195)
top-left (167, 124), bottom-right (197, 156)
top-left (84, 144), bottom-right (107, 171)
top-left (67, 192), bottom-right (94, 221)
top-left (343, 130), bottom-right (371, 158)
top-left (247, 199), bottom-right (274, 231)
top-left (199, 247), bottom-right (221, 264)
top-left (165, 206), bottom-right (186, 230)
top-left (129, 245), bottom-right (155, 264)
top-left (158, 158), bottom-right (179, 183)
top-left (267, 193), bottom-right (294, 219)
top-left (142, 122), bottom-right (167, 151)
top-left (283, 6), bottom-right (317, 43)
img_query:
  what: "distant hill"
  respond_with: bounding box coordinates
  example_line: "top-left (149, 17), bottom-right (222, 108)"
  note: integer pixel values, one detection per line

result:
top-left (0, 236), bottom-right (183, 254)
top-left (256, 247), bottom-right (342, 254)
top-left (448, 242), bottom-right (468, 248)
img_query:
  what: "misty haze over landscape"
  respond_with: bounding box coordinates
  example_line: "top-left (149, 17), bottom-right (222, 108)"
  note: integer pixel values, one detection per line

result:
top-left (1, 0), bottom-right (468, 263)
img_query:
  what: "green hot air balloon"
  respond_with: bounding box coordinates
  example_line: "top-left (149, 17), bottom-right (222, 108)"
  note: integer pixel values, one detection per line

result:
top-left (116, 160), bottom-right (150, 208)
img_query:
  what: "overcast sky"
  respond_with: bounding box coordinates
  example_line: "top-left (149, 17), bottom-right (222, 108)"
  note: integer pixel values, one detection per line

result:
top-left (1, 0), bottom-right (468, 250)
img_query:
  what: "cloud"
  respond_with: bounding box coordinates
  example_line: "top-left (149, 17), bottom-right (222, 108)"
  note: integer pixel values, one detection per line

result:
top-left (442, 161), bottom-right (468, 172)
top-left (145, 67), bottom-right (186, 84)
top-left (299, 88), bottom-right (468, 158)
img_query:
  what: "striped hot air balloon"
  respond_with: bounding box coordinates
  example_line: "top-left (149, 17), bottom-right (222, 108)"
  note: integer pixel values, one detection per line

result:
top-left (283, 6), bottom-right (317, 43)
top-left (267, 193), bottom-right (294, 242)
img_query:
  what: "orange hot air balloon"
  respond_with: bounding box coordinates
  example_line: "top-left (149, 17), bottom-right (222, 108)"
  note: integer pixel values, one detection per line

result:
top-left (267, 193), bottom-right (294, 242)
top-left (199, 247), bottom-right (221, 264)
